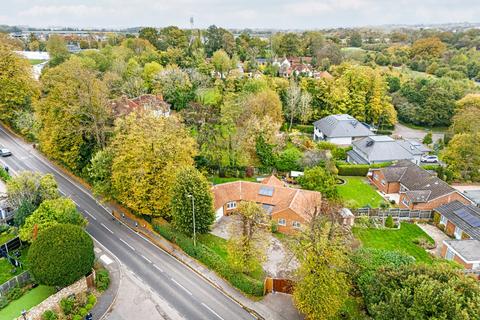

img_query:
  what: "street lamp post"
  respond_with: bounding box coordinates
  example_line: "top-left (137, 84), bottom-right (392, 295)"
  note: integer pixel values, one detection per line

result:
top-left (187, 194), bottom-right (196, 247)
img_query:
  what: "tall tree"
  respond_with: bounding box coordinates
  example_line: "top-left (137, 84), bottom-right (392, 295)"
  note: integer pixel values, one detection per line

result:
top-left (153, 65), bottom-right (194, 110)
top-left (442, 132), bottom-right (480, 182)
top-left (138, 27), bottom-right (159, 48)
top-left (285, 80), bottom-right (313, 130)
top-left (0, 45), bottom-right (39, 127)
top-left (158, 26), bottom-right (189, 51)
top-left (110, 112), bottom-right (196, 217)
top-left (211, 49), bottom-right (232, 78)
top-left (171, 167), bottom-right (215, 235)
top-left (292, 201), bottom-right (351, 320)
top-left (36, 57), bottom-right (113, 172)
top-left (46, 35), bottom-right (70, 67)
top-left (451, 94), bottom-right (480, 134)
top-left (204, 25), bottom-right (235, 56)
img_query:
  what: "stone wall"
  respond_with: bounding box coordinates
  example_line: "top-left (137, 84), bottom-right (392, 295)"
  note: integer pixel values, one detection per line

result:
top-left (18, 277), bottom-right (88, 320)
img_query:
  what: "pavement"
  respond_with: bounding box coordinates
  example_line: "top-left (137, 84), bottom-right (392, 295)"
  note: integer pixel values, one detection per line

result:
top-left (417, 223), bottom-right (450, 257)
top-left (0, 124), bottom-right (255, 320)
top-left (393, 123), bottom-right (444, 143)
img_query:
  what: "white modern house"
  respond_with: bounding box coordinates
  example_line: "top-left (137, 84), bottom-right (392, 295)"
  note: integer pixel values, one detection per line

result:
top-left (313, 114), bottom-right (375, 146)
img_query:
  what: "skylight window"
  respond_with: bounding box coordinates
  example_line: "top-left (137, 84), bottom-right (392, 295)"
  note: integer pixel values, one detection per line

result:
top-left (259, 186), bottom-right (274, 197)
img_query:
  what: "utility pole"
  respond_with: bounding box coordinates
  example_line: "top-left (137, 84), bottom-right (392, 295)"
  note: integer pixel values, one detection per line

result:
top-left (187, 194), bottom-right (196, 247)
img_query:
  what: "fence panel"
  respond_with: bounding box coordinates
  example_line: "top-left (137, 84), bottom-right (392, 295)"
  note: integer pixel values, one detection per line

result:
top-left (352, 208), bottom-right (433, 220)
top-left (0, 271), bottom-right (31, 297)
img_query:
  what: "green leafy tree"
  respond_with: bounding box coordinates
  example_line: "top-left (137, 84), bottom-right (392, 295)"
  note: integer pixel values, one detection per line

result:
top-left (298, 166), bottom-right (338, 199)
top-left (109, 112), bottom-right (196, 217)
top-left (422, 132), bottom-right (433, 145)
top-left (348, 31), bottom-right (362, 47)
top-left (138, 27), bottom-right (159, 48)
top-left (293, 201), bottom-right (351, 320)
top-left (0, 45), bottom-right (39, 127)
top-left (451, 94), bottom-right (480, 134)
top-left (255, 135), bottom-right (276, 169)
top-left (442, 132), bottom-right (480, 181)
top-left (204, 25), bottom-right (235, 56)
top-left (171, 167), bottom-right (215, 235)
top-left (158, 26), bottom-right (189, 51)
top-left (211, 50), bottom-right (231, 78)
top-left (46, 35), bottom-right (70, 66)
top-left (227, 201), bottom-right (267, 274)
top-left (276, 147), bottom-right (302, 172)
top-left (20, 198), bottom-right (87, 242)
top-left (153, 65), bottom-right (194, 110)
top-left (28, 224), bottom-right (94, 287)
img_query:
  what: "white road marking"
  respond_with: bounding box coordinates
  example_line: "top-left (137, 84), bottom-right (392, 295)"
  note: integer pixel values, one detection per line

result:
top-left (101, 223), bottom-right (114, 234)
top-left (72, 199), bottom-right (79, 206)
top-left (100, 254), bottom-right (113, 265)
top-left (202, 303), bottom-right (224, 320)
top-left (84, 210), bottom-right (97, 220)
top-left (153, 264), bottom-right (164, 273)
top-left (119, 238), bottom-right (135, 251)
top-left (141, 255), bottom-right (152, 264)
top-left (171, 278), bottom-right (193, 296)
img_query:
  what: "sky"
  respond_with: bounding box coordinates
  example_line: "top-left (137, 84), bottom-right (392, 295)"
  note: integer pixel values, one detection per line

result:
top-left (1, 0), bottom-right (479, 29)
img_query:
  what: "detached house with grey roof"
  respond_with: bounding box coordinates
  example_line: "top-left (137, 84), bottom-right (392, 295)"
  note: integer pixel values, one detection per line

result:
top-left (347, 135), bottom-right (430, 165)
top-left (369, 160), bottom-right (472, 210)
top-left (313, 114), bottom-right (375, 145)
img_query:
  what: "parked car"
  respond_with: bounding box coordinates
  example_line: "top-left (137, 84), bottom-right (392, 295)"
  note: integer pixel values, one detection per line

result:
top-left (0, 148), bottom-right (12, 157)
top-left (421, 155), bottom-right (438, 163)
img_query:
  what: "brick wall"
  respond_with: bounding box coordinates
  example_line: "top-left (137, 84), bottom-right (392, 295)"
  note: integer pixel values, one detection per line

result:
top-left (369, 170), bottom-right (400, 194)
top-left (272, 208), bottom-right (306, 235)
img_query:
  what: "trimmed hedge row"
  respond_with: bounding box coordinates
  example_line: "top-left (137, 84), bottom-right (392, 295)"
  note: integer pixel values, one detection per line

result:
top-left (154, 224), bottom-right (264, 296)
top-left (337, 162), bottom-right (392, 176)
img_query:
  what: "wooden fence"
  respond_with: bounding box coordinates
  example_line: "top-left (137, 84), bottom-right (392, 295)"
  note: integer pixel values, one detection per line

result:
top-left (0, 271), bottom-right (31, 297)
top-left (353, 208), bottom-right (434, 220)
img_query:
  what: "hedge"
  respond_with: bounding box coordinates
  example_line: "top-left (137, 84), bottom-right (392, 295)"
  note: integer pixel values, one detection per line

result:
top-left (0, 166), bottom-right (10, 182)
top-left (337, 162), bottom-right (392, 176)
top-left (154, 224), bottom-right (264, 296)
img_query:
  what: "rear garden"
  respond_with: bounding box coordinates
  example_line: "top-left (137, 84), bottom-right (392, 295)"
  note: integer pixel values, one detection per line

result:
top-left (353, 221), bottom-right (435, 263)
top-left (337, 176), bottom-right (387, 208)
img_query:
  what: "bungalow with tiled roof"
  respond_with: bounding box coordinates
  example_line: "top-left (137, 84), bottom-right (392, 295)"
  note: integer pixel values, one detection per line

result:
top-left (369, 160), bottom-right (472, 210)
top-left (212, 175), bottom-right (322, 234)
top-left (110, 94), bottom-right (170, 118)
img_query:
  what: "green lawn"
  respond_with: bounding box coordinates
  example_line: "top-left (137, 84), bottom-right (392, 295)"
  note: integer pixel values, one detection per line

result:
top-left (28, 59), bottom-right (46, 65)
top-left (337, 176), bottom-right (386, 208)
top-left (209, 176), bottom-right (257, 185)
top-left (353, 222), bottom-right (435, 263)
top-left (0, 285), bottom-right (55, 320)
top-left (0, 247), bottom-right (29, 284)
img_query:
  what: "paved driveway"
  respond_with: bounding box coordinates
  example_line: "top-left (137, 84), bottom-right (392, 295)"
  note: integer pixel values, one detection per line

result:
top-left (417, 223), bottom-right (450, 257)
top-left (393, 123), bottom-right (444, 144)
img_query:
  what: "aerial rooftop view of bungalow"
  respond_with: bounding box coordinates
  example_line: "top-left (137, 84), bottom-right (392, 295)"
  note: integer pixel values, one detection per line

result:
top-left (369, 160), bottom-right (472, 210)
top-left (212, 175), bottom-right (325, 234)
top-left (347, 135), bottom-right (430, 165)
top-left (313, 114), bottom-right (375, 145)
top-left (110, 94), bottom-right (171, 118)
top-left (435, 201), bottom-right (480, 275)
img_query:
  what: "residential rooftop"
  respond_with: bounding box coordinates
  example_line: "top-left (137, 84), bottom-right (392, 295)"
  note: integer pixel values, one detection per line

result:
top-left (444, 239), bottom-right (480, 262)
top-left (436, 200), bottom-right (480, 240)
top-left (313, 114), bottom-right (374, 138)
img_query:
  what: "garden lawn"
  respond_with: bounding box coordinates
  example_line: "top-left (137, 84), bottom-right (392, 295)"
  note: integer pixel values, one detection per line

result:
top-left (337, 176), bottom-right (386, 208)
top-left (0, 285), bottom-right (55, 320)
top-left (209, 176), bottom-right (256, 185)
top-left (353, 222), bottom-right (435, 263)
top-left (0, 247), bottom-right (29, 284)
top-left (28, 59), bottom-right (46, 65)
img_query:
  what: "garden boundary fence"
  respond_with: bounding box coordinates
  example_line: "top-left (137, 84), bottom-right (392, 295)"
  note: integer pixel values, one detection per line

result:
top-left (353, 208), bottom-right (434, 220)
top-left (0, 271), bottom-right (31, 297)
top-left (264, 277), bottom-right (295, 295)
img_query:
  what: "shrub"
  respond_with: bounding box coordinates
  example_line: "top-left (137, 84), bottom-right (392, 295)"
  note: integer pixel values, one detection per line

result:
top-left (78, 307), bottom-right (88, 317)
top-left (0, 166), bottom-right (10, 182)
top-left (28, 224), bottom-right (95, 287)
top-left (87, 293), bottom-right (97, 306)
top-left (85, 303), bottom-right (93, 311)
top-left (42, 310), bottom-right (58, 320)
top-left (270, 220), bottom-right (278, 233)
top-left (95, 269), bottom-right (110, 291)
top-left (433, 212), bottom-right (440, 225)
top-left (385, 215), bottom-right (394, 228)
top-left (72, 315), bottom-right (82, 320)
top-left (6, 287), bottom-right (24, 301)
top-left (337, 164), bottom-right (370, 176)
top-left (60, 296), bottom-right (75, 315)
top-left (423, 132), bottom-right (433, 145)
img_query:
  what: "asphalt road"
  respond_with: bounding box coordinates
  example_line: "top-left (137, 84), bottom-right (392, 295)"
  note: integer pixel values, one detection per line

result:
top-left (0, 124), bottom-right (254, 320)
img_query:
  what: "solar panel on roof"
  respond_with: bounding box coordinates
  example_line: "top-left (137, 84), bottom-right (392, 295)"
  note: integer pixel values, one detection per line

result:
top-left (259, 186), bottom-right (274, 197)
top-left (454, 208), bottom-right (480, 227)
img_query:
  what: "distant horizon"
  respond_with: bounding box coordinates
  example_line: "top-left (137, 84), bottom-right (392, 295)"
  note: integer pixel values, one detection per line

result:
top-left (1, 0), bottom-right (480, 30)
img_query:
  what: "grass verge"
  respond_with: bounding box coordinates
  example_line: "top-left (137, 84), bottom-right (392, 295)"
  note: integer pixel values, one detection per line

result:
top-left (353, 222), bottom-right (434, 264)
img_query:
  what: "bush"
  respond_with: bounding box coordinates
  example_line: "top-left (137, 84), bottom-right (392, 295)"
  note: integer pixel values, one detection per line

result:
top-left (337, 164), bottom-right (370, 176)
top-left (385, 215), bottom-right (394, 228)
top-left (60, 296), bottom-right (75, 315)
top-left (42, 310), bottom-right (58, 320)
top-left (154, 224), bottom-right (264, 296)
top-left (85, 303), bottom-right (93, 311)
top-left (433, 212), bottom-right (440, 225)
top-left (423, 132), bottom-right (433, 145)
top-left (72, 315), bottom-right (82, 320)
top-left (6, 287), bottom-right (24, 301)
top-left (0, 166), bottom-right (10, 182)
top-left (87, 293), bottom-right (97, 306)
top-left (95, 269), bottom-right (110, 291)
top-left (78, 307), bottom-right (88, 317)
top-left (28, 224), bottom-right (95, 287)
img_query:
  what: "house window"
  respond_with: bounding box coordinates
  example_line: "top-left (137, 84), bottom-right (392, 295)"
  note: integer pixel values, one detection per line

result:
top-left (292, 221), bottom-right (301, 229)
top-left (278, 218), bottom-right (286, 226)
top-left (402, 197), bottom-right (410, 207)
top-left (439, 215), bottom-right (447, 226)
top-left (454, 226), bottom-right (462, 240)
top-left (381, 179), bottom-right (386, 186)
top-left (373, 173), bottom-right (379, 181)
top-left (445, 248), bottom-right (455, 261)
top-left (226, 201), bottom-right (237, 210)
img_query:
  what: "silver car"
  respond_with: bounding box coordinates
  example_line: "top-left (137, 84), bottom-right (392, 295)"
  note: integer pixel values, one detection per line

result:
top-left (0, 148), bottom-right (12, 157)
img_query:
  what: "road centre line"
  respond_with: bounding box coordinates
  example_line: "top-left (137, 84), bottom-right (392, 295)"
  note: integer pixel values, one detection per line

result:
top-left (141, 255), bottom-right (152, 264)
top-left (202, 302), bottom-right (225, 320)
top-left (153, 264), bottom-right (164, 273)
top-left (119, 238), bottom-right (136, 251)
top-left (101, 223), bottom-right (114, 234)
top-left (84, 210), bottom-right (97, 220)
top-left (171, 278), bottom-right (193, 296)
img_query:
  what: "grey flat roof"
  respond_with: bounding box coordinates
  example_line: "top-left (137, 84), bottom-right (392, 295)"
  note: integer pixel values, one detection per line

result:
top-left (464, 190), bottom-right (480, 205)
top-left (352, 136), bottom-right (414, 163)
top-left (444, 239), bottom-right (480, 262)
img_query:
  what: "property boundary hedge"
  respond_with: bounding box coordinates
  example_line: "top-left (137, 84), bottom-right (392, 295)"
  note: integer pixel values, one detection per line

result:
top-left (154, 224), bottom-right (264, 296)
top-left (337, 162), bottom-right (392, 176)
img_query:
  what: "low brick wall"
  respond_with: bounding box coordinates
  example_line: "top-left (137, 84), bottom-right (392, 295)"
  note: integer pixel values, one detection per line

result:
top-left (18, 277), bottom-right (88, 320)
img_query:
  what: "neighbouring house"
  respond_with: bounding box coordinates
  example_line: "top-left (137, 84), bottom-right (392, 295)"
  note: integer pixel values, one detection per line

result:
top-left (464, 190), bottom-right (480, 207)
top-left (441, 239), bottom-right (480, 274)
top-left (212, 175), bottom-right (322, 234)
top-left (110, 94), bottom-right (170, 118)
top-left (435, 201), bottom-right (480, 240)
top-left (313, 114), bottom-right (375, 145)
top-left (369, 161), bottom-right (472, 210)
top-left (347, 136), bottom-right (430, 165)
